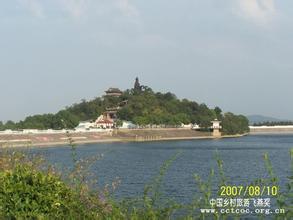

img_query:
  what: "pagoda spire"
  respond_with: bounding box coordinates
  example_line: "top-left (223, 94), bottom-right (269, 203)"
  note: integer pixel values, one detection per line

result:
top-left (134, 77), bottom-right (142, 92)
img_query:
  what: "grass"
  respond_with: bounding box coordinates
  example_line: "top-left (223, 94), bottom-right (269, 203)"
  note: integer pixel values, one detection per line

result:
top-left (0, 143), bottom-right (292, 219)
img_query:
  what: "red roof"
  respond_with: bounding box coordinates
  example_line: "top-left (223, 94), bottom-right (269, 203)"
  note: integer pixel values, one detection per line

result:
top-left (96, 119), bottom-right (113, 124)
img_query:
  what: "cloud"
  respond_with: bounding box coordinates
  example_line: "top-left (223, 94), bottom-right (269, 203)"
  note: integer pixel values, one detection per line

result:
top-left (57, 0), bottom-right (139, 19)
top-left (18, 0), bottom-right (44, 18)
top-left (59, 0), bottom-right (89, 19)
top-left (114, 0), bottom-right (139, 17)
top-left (17, 0), bottom-right (139, 20)
top-left (233, 0), bottom-right (277, 25)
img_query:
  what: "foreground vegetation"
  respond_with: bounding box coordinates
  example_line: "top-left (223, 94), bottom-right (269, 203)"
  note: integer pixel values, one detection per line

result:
top-left (0, 146), bottom-right (292, 219)
top-left (0, 78), bottom-right (249, 135)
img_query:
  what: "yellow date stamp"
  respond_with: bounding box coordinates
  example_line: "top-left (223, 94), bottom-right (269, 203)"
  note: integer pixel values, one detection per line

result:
top-left (219, 185), bottom-right (279, 197)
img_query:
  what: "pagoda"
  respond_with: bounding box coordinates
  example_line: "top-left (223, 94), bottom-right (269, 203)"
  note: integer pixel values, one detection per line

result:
top-left (104, 88), bottom-right (123, 97)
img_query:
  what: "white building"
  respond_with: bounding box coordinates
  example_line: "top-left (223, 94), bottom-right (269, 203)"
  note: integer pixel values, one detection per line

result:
top-left (22, 129), bottom-right (39, 134)
top-left (211, 119), bottom-right (222, 137)
top-left (181, 123), bottom-right (193, 129)
top-left (75, 121), bottom-right (95, 131)
top-left (191, 123), bottom-right (200, 130)
top-left (119, 121), bottom-right (137, 129)
top-left (211, 119), bottom-right (222, 129)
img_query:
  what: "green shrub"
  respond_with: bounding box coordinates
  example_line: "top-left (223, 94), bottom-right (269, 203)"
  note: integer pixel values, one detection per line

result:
top-left (0, 165), bottom-right (90, 219)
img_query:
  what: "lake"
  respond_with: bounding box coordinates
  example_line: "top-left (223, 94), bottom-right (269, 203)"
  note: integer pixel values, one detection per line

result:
top-left (26, 134), bottom-right (292, 204)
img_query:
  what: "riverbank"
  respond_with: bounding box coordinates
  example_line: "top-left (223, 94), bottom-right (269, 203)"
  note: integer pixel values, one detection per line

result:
top-left (0, 128), bottom-right (247, 148)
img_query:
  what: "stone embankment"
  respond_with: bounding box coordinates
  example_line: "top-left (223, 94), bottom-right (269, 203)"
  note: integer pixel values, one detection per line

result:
top-left (0, 128), bottom-right (247, 148)
top-left (0, 128), bottom-right (212, 148)
top-left (249, 126), bottom-right (293, 134)
top-left (114, 128), bottom-right (211, 141)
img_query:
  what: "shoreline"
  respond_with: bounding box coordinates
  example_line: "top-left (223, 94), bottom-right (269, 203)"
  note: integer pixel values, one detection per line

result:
top-left (249, 131), bottom-right (293, 135)
top-left (0, 132), bottom-right (248, 149)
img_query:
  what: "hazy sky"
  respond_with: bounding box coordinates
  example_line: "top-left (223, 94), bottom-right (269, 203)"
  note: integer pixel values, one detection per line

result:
top-left (1, 0), bottom-right (293, 122)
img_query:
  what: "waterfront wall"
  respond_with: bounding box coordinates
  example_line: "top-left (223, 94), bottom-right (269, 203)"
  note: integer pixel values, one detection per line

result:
top-left (249, 126), bottom-right (293, 134)
top-left (114, 128), bottom-right (211, 140)
top-left (0, 128), bottom-right (212, 148)
top-left (0, 131), bottom-right (113, 148)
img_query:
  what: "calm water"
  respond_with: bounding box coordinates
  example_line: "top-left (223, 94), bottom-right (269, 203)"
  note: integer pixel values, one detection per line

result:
top-left (26, 134), bottom-right (292, 203)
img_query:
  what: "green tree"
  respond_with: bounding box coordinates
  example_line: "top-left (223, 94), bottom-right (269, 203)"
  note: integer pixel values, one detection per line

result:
top-left (221, 112), bottom-right (249, 135)
top-left (214, 106), bottom-right (222, 120)
top-left (175, 113), bottom-right (190, 124)
top-left (5, 121), bottom-right (16, 130)
top-left (56, 110), bottom-right (79, 129)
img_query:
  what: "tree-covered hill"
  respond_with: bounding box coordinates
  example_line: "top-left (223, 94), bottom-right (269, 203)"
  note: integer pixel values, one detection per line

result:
top-left (0, 79), bottom-right (249, 135)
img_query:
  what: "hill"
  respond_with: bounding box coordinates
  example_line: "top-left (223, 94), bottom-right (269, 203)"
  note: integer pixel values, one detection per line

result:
top-left (247, 115), bottom-right (286, 125)
top-left (0, 78), bottom-right (249, 135)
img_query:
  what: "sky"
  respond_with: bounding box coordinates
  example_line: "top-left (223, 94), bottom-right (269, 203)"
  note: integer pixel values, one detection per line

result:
top-left (1, 0), bottom-right (293, 122)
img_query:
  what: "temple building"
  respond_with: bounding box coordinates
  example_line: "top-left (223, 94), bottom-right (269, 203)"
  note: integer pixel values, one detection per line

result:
top-left (104, 107), bottom-right (120, 120)
top-left (95, 115), bottom-right (114, 129)
top-left (105, 88), bottom-right (123, 97)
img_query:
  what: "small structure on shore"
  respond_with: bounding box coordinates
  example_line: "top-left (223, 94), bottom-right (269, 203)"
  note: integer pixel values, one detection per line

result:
top-left (75, 121), bottom-right (95, 131)
top-left (211, 119), bottom-right (222, 137)
top-left (181, 123), bottom-right (193, 129)
top-left (191, 123), bottom-right (200, 130)
top-left (119, 121), bottom-right (137, 129)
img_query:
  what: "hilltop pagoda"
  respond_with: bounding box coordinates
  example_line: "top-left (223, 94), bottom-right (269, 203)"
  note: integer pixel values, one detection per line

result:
top-left (105, 88), bottom-right (123, 97)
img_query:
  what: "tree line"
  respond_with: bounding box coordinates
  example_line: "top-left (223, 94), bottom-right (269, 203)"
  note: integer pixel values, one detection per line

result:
top-left (253, 121), bottom-right (293, 126)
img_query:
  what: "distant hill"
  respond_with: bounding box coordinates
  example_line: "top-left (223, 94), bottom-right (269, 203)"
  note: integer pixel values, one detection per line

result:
top-left (247, 115), bottom-right (285, 125)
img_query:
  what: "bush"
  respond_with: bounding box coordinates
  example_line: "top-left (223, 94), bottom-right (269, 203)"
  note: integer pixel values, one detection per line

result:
top-left (0, 165), bottom-right (90, 219)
